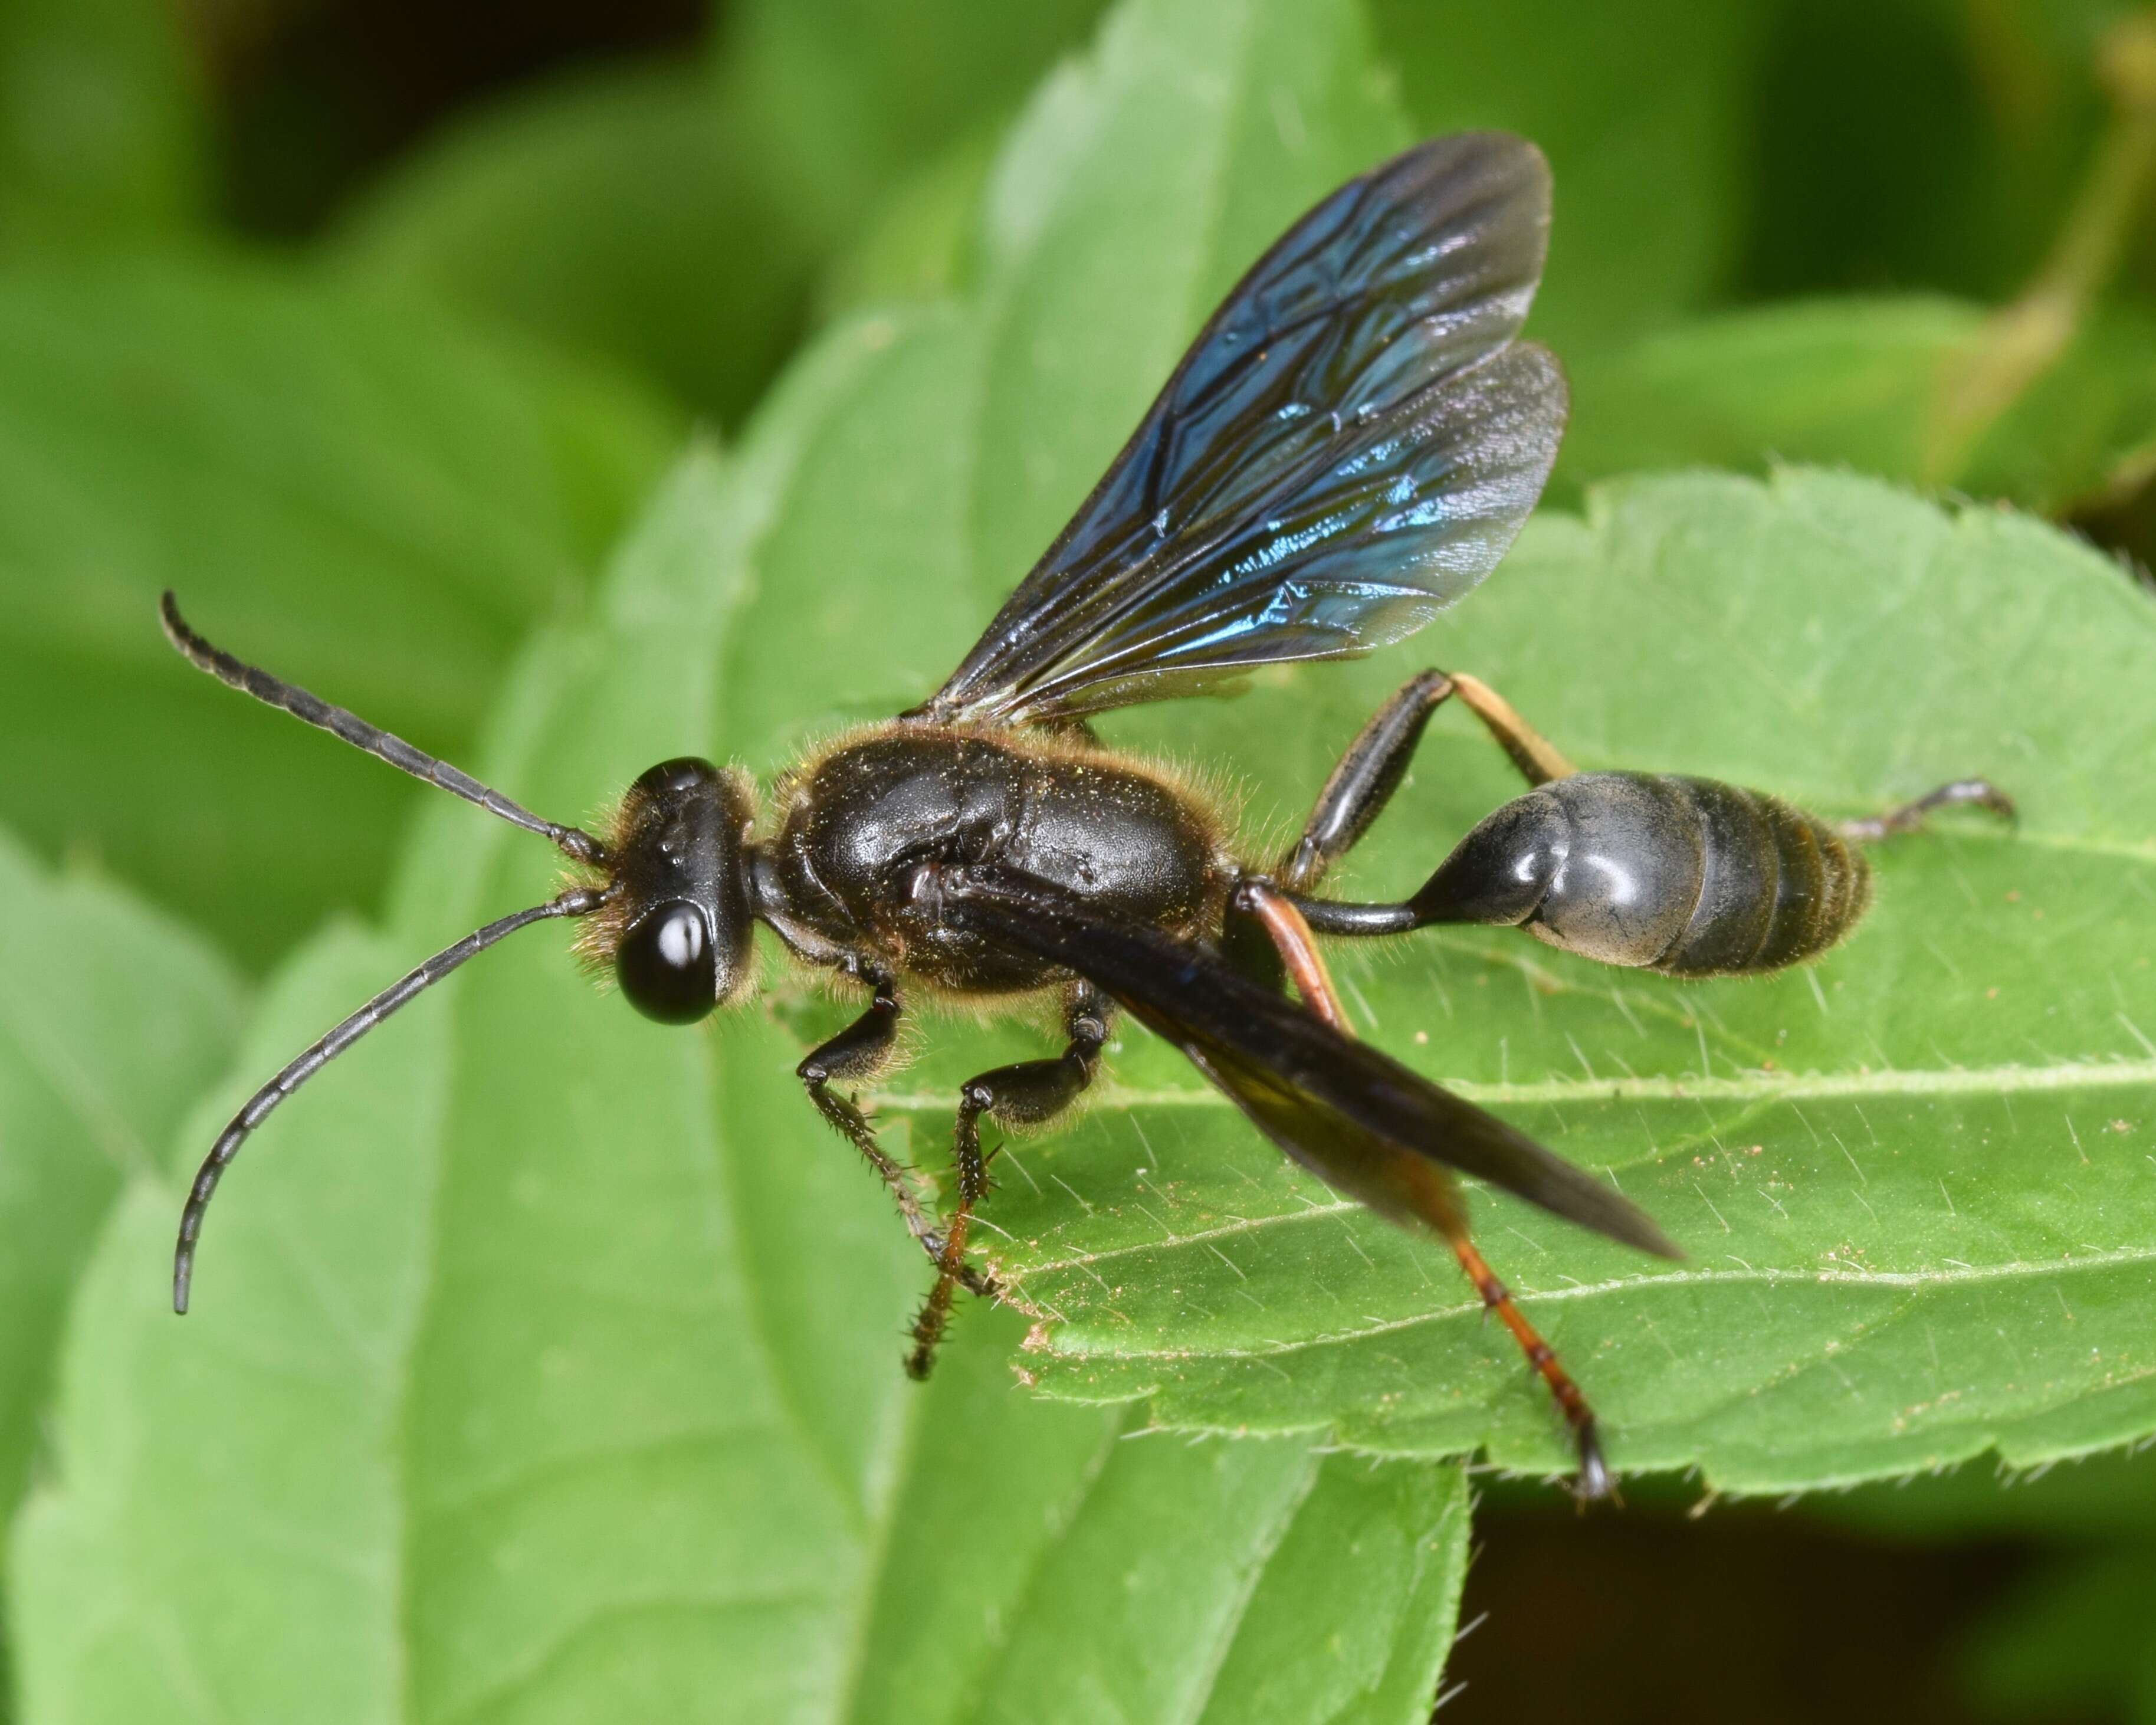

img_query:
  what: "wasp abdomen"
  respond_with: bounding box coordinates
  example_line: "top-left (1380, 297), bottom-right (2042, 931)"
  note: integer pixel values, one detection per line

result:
top-left (1653, 776), bottom-right (1870, 975)
top-left (1415, 772), bottom-right (1869, 977)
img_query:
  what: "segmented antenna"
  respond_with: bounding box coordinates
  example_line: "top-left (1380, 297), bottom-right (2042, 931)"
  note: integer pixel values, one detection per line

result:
top-left (160, 591), bottom-right (605, 865)
top-left (160, 593), bottom-right (619, 1311)
top-left (173, 889), bottom-right (606, 1312)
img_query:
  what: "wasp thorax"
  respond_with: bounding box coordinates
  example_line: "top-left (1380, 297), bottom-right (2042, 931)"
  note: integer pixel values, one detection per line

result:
top-left (606, 757), bottom-right (758, 1023)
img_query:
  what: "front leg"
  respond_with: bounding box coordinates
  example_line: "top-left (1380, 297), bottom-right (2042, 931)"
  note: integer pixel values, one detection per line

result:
top-left (906, 986), bottom-right (1110, 1379)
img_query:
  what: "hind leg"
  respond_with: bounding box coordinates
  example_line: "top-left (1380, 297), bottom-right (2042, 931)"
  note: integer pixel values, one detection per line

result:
top-left (1839, 779), bottom-right (2016, 843)
top-left (1233, 875), bottom-right (1618, 1500)
top-left (1239, 668), bottom-right (1579, 955)
top-left (1285, 670), bottom-right (1574, 893)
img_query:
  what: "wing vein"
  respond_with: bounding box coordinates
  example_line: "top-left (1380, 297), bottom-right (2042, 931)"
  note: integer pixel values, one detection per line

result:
top-left (919, 132), bottom-right (1566, 726)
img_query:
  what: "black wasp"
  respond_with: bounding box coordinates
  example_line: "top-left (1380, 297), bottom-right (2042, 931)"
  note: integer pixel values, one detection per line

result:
top-left (164, 133), bottom-right (2009, 1498)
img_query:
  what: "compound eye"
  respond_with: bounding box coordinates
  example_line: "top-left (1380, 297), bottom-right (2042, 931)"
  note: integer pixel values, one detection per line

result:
top-left (616, 900), bottom-right (716, 1025)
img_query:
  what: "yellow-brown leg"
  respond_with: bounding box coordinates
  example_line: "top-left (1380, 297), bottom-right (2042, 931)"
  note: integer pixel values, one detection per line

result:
top-left (1241, 880), bottom-right (1613, 1501)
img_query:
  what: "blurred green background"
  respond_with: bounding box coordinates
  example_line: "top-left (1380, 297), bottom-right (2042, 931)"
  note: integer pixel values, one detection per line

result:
top-left (4, 0), bottom-right (2156, 1719)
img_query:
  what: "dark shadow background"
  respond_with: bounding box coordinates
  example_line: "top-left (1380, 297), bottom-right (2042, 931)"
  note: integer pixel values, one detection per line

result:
top-left (205, 0), bottom-right (708, 238)
top-left (1449, 1476), bottom-right (2124, 1725)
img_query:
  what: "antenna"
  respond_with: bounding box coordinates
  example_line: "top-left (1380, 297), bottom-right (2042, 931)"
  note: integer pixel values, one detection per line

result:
top-left (160, 593), bottom-right (616, 1310)
top-left (172, 887), bottom-right (603, 1312)
top-left (160, 592), bottom-right (606, 865)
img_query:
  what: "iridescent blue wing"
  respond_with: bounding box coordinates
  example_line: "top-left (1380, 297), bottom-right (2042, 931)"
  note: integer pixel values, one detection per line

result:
top-left (918, 132), bottom-right (1565, 726)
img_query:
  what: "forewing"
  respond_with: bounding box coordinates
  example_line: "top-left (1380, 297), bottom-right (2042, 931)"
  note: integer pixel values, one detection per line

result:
top-left (921, 132), bottom-right (1566, 724)
top-left (936, 868), bottom-right (1678, 1258)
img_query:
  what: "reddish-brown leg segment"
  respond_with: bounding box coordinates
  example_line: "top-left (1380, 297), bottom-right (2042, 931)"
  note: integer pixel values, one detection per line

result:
top-left (1236, 879), bottom-right (1348, 1029)
top-left (1448, 1232), bottom-right (1612, 1501)
top-left (1242, 877), bottom-right (1614, 1501)
top-left (1446, 671), bottom-right (1577, 787)
top-left (907, 1126), bottom-right (986, 1379)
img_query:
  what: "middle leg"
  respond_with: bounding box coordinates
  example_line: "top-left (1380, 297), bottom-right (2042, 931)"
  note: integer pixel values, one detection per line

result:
top-left (906, 985), bottom-right (1111, 1379)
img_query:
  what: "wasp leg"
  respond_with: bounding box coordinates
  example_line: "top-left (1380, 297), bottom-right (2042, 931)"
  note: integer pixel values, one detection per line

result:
top-left (1228, 668), bottom-right (1458, 986)
top-left (1446, 673), bottom-right (1577, 790)
top-left (1445, 1227), bottom-right (1613, 1503)
top-left (1284, 670), bottom-right (1574, 896)
top-left (1285, 670), bottom-right (1455, 891)
top-left (797, 981), bottom-right (996, 1297)
top-left (1225, 890), bottom-right (1616, 1500)
top-left (1839, 778), bottom-right (2016, 843)
top-left (1265, 668), bottom-right (1577, 945)
top-left (1233, 879), bottom-right (1348, 1028)
top-left (906, 988), bottom-right (1110, 1379)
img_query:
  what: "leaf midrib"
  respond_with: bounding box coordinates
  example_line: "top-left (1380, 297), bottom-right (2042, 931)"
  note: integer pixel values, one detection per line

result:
top-left (1033, 1242), bottom-right (2156, 1358)
top-left (869, 1054), bottom-right (2156, 1114)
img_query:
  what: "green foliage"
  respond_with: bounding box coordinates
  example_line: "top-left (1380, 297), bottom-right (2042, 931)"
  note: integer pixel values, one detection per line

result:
top-left (0, 833), bottom-right (241, 1541)
top-left (979, 469), bottom-right (2156, 1493)
top-left (1737, 0), bottom-right (2106, 305)
top-left (1364, 0), bottom-right (1766, 358)
top-left (332, 0), bottom-right (1109, 424)
top-left (331, 63), bottom-right (822, 432)
top-left (1558, 294), bottom-right (2156, 514)
top-left (10, 442), bottom-right (1468, 1721)
top-left (0, 0), bottom-right (205, 252)
top-left (0, 253), bottom-right (676, 968)
top-left (717, 0), bottom-right (1110, 247)
top-left (1815, 1443), bottom-right (2156, 1717)
top-left (1813, 1432), bottom-right (2156, 1542)
top-left (4, 0), bottom-right (2156, 1717)
top-left (816, 124), bottom-right (1002, 319)
top-left (1965, 1546), bottom-right (2156, 1720)
top-left (821, 0), bottom-right (1774, 366)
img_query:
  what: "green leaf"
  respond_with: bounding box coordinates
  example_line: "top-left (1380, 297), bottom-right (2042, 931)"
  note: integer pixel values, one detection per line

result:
top-left (11, 448), bottom-right (1466, 1725)
top-left (11, 3), bottom-right (1478, 1711)
top-left (1556, 294), bottom-right (2156, 514)
top-left (717, 0), bottom-right (1109, 248)
top-left (330, 61), bottom-right (822, 428)
top-left (816, 123), bottom-right (1001, 320)
top-left (1740, 0), bottom-right (2105, 307)
top-left (0, 0), bottom-right (206, 252)
top-left (331, 0), bottom-right (1108, 424)
top-left (1558, 298), bottom-right (1985, 499)
top-left (0, 251), bottom-right (679, 969)
top-left (0, 829), bottom-right (242, 1704)
top-left (965, 467), bottom-right (2156, 1494)
top-left (0, 828), bottom-right (242, 1517)
top-left (1364, 0), bottom-right (1768, 359)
